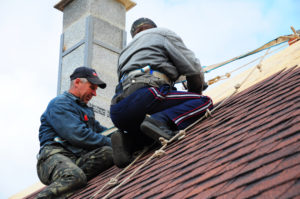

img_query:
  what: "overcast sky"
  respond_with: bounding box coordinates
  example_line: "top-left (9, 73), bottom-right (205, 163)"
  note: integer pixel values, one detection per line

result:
top-left (0, 0), bottom-right (299, 198)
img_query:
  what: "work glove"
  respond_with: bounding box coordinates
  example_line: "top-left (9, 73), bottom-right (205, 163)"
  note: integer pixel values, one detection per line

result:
top-left (203, 82), bottom-right (208, 91)
top-left (186, 74), bottom-right (205, 94)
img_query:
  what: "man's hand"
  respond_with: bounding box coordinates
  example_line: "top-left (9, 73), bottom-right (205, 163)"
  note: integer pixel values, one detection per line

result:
top-left (203, 82), bottom-right (208, 91)
top-left (186, 74), bottom-right (205, 94)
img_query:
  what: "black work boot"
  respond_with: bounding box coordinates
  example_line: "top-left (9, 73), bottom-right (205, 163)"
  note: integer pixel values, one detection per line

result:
top-left (140, 115), bottom-right (177, 142)
top-left (111, 130), bottom-right (132, 168)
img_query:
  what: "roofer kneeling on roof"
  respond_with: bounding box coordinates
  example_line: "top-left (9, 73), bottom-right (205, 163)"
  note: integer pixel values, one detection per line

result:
top-left (110, 18), bottom-right (214, 168)
top-left (36, 67), bottom-right (113, 198)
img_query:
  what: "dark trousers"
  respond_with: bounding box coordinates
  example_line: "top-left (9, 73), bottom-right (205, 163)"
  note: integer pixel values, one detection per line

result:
top-left (36, 144), bottom-right (113, 199)
top-left (110, 85), bottom-right (213, 145)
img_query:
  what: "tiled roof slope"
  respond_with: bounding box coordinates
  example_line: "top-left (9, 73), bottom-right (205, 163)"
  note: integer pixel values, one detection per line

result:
top-left (27, 64), bottom-right (300, 199)
top-left (26, 41), bottom-right (300, 198)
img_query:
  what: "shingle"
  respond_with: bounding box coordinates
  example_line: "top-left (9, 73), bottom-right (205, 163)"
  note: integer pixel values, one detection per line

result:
top-left (234, 164), bottom-right (300, 198)
top-left (26, 50), bottom-right (300, 199)
top-left (256, 181), bottom-right (294, 199)
top-left (279, 178), bottom-right (300, 199)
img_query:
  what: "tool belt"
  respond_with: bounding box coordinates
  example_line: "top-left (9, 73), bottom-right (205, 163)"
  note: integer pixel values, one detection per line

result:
top-left (111, 66), bottom-right (172, 104)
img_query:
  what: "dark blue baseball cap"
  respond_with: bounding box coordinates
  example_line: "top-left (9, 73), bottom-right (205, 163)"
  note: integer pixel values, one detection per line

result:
top-left (70, 66), bottom-right (106, 89)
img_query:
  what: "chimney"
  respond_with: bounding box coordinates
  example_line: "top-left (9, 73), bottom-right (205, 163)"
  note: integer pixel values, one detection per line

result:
top-left (54, 0), bottom-right (136, 126)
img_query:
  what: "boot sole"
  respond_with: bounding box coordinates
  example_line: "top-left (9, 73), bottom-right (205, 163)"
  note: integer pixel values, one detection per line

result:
top-left (140, 120), bottom-right (172, 142)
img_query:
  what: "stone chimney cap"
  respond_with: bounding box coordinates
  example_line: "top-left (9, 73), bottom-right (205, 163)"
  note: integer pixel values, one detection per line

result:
top-left (116, 0), bottom-right (136, 11)
top-left (54, 0), bottom-right (73, 11)
top-left (54, 0), bottom-right (136, 11)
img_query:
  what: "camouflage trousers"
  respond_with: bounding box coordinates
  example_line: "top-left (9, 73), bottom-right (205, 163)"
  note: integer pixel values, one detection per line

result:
top-left (36, 144), bottom-right (113, 199)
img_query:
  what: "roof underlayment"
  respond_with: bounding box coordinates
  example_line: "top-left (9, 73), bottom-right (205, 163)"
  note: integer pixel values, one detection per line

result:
top-left (25, 40), bottom-right (300, 199)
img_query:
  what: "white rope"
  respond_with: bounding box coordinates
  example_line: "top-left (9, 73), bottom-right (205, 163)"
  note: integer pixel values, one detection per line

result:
top-left (91, 36), bottom-right (279, 198)
top-left (207, 42), bottom-right (288, 85)
top-left (89, 146), bottom-right (148, 199)
top-left (239, 48), bottom-right (269, 87)
top-left (185, 48), bottom-right (270, 132)
top-left (101, 130), bottom-right (186, 199)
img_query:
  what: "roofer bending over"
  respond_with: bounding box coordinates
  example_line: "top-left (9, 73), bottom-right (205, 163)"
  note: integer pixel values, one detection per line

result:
top-left (36, 67), bottom-right (113, 198)
top-left (110, 18), bottom-right (213, 168)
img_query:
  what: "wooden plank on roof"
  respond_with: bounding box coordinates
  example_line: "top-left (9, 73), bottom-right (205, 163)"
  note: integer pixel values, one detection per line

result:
top-left (203, 40), bottom-right (300, 103)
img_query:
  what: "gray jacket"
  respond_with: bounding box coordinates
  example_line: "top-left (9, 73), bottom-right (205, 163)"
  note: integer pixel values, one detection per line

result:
top-left (118, 27), bottom-right (204, 84)
top-left (112, 27), bottom-right (205, 104)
